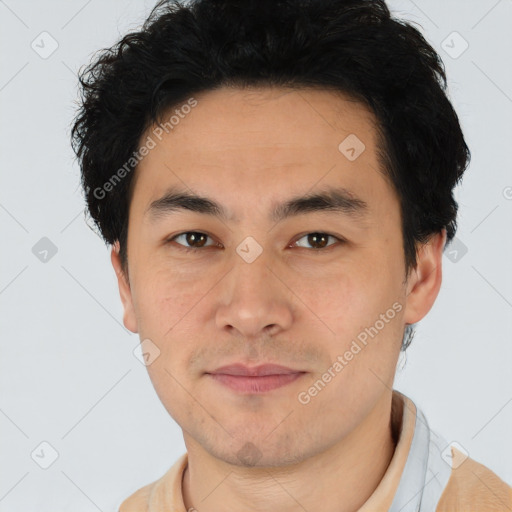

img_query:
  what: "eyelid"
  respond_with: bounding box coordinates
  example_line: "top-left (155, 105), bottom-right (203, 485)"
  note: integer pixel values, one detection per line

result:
top-left (167, 231), bottom-right (219, 249)
top-left (291, 232), bottom-right (344, 249)
top-left (167, 230), bottom-right (346, 251)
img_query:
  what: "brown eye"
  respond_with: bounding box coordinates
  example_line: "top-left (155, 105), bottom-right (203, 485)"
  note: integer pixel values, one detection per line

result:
top-left (293, 232), bottom-right (342, 250)
top-left (169, 231), bottom-right (215, 251)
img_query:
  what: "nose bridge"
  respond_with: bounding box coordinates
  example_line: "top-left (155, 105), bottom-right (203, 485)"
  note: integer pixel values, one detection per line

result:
top-left (232, 241), bottom-right (273, 294)
top-left (215, 239), bottom-right (293, 337)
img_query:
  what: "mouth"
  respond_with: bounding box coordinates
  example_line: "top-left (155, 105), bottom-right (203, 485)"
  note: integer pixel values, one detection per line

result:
top-left (206, 364), bottom-right (307, 394)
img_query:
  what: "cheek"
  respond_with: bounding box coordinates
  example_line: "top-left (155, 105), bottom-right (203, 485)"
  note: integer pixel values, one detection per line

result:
top-left (304, 256), bottom-right (405, 361)
top-left (133, 264), bottom-right (209, 339)
top-left (298, 266), bottom-right (382, 339)
top-left (137, 270), bottom-right (205, 417)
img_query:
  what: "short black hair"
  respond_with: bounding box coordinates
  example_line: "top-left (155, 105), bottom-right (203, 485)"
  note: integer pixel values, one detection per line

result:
top-left (71, 0), bottom-right (470, 349)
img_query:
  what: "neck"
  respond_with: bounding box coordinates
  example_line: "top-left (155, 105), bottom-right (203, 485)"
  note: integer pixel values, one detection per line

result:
top-left (182, 391), bottom-right (400, 512)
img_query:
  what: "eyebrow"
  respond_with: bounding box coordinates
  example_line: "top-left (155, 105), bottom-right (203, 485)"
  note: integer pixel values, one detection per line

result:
top-left (145, 185), bottom-right (369, 224)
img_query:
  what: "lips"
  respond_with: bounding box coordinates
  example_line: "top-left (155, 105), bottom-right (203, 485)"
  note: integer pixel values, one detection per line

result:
top-left (208, 363), bottom-right (300, 377)
top-left (206, 364), bottom-right (306, 393)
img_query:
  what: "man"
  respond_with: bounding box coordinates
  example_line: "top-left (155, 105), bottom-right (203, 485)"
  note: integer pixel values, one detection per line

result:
top-left (71, 0), bottom-right (511, 510)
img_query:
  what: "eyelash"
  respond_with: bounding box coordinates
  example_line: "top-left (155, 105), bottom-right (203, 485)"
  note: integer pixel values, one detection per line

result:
top-left (166, 231), bottom-right (346, 253)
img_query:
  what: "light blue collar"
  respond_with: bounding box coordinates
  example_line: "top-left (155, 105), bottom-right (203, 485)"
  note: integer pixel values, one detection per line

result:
top-left (389, 399), bottom-right (452, 512)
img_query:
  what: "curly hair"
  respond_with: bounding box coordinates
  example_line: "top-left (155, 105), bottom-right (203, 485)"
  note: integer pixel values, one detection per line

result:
top-left (70, 0), bottom-right (470, 350)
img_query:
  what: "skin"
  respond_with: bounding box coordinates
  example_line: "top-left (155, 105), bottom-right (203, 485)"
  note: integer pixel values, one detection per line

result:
top-left (111, 86), bottom-right (446, 512)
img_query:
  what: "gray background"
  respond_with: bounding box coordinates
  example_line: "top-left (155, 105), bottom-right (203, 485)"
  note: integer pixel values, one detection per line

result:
top-left (1, 0), bottom-right (511, 510)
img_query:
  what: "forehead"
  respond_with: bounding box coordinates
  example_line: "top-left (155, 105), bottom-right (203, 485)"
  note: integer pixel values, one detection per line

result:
top-left (130, 86), bottom-right (396, 221)
top-left (155, 86), bottom-right (379, 153)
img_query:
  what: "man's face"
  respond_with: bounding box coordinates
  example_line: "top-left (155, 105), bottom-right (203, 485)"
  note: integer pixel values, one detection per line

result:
top-left (112, 87), bottom-right (440, 466)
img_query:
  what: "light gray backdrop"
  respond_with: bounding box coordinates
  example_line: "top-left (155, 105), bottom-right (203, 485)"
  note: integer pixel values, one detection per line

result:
top-left (1, 0), bottom-right (511, 510)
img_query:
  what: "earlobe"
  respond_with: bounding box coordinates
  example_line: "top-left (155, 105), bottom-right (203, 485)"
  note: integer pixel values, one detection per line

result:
top-left (111, 241), bottom-right (139, 333)
top-left (403, 229), bottom-right (447, 325)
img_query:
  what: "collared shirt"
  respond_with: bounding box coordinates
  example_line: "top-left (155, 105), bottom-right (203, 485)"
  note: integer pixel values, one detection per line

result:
top-left (119, 390), bottom-right (512, 511)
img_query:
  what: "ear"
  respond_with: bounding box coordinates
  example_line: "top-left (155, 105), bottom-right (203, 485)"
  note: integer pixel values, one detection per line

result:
top-left (111, 241), bottom-right (138, 333)
top-left (403, 229), bottom-right (447, 325)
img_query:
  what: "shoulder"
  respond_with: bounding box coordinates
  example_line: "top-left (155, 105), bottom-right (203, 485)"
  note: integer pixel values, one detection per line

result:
top-left (118, 483), bottom-right (153, 512)
top-left (117, 453), bottom-right (189, 512)
top-left (437, 446), bottom-right (512, 511)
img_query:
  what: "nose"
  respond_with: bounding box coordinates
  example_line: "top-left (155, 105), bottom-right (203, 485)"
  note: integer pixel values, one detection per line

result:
top-left (215, 250), bottom-right (294, 340)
